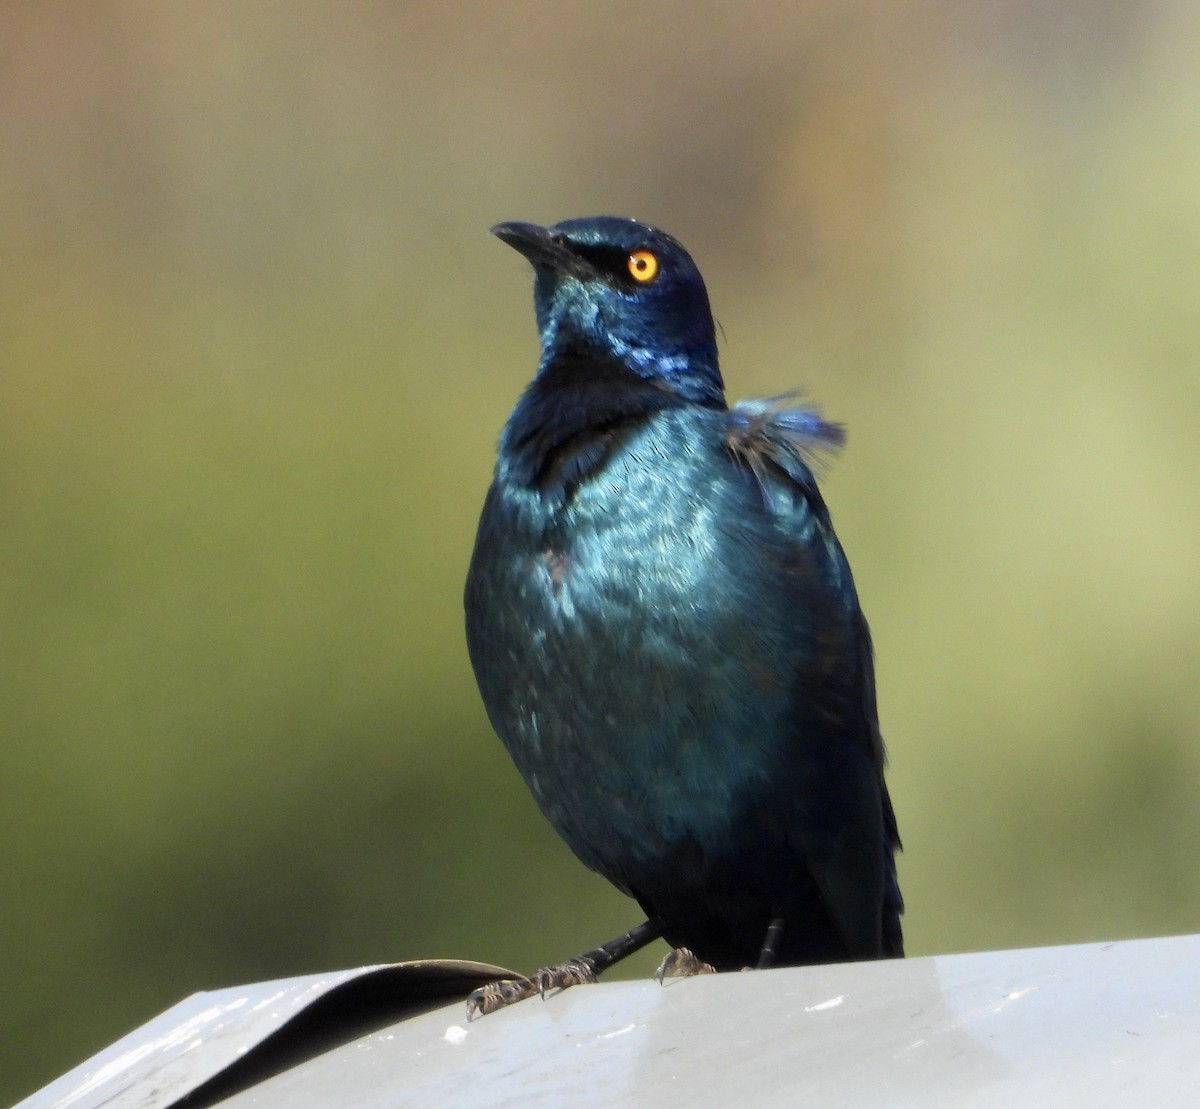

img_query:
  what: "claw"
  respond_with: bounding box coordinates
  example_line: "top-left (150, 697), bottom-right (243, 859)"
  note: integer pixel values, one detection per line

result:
top-left (465, 957), bottom-right (599, 1019)
top-left (535, 956), bottom-right (597, 995)
top-left (466, 976), bottom-right (539, 1020)
top-left (655, 947), bottom-right (716, 983)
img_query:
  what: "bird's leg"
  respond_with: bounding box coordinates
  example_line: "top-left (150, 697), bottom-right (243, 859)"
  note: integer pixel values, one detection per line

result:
top-left (654, 947), bottom-right (716, 982)
top-left (466, 918), bottom-right (664, 1019)
top-left (755, 914), bottom-right (786, 969)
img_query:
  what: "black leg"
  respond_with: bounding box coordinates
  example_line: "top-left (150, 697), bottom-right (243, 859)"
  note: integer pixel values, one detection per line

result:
top-left (756, 914), bottom-right (785, 969)
top-left (466, 918), bottom-right (665, 1019)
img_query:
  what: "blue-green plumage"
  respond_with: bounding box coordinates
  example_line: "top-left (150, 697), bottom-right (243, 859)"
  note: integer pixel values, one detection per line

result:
top-left (466, 217), bottom-right (902, 982)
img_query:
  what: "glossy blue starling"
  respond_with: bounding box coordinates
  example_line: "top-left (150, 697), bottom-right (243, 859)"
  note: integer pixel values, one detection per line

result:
top-left (464, 217), bottom-right (902, 1015)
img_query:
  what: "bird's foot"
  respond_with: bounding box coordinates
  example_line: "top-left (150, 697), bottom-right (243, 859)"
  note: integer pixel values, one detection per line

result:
top-left (654, 947), bottom-right (716, 983)
top-left (466, 956), bottom-right (597, 1019)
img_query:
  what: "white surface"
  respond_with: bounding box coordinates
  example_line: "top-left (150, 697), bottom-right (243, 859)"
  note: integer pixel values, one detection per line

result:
top-left (20, 936), bottom-right (1200, 1108)
top-left (19, 966), bottom-right (388, 1109)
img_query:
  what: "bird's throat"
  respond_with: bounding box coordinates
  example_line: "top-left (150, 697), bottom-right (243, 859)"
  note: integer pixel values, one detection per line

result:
top-left (500, 348), bottom-right (688, 501)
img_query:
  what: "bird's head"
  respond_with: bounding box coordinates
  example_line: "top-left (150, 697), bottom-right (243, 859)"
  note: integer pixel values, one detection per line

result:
top-left (492, 217), bottom-right (725, 406)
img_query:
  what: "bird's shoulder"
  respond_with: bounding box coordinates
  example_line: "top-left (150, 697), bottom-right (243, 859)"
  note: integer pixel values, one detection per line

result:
top-left (720, 395), bottom-right (845, 519)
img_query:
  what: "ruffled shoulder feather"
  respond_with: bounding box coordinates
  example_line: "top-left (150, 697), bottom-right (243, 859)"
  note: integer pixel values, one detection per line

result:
top-left (724, 394), bottom-right (845, 512)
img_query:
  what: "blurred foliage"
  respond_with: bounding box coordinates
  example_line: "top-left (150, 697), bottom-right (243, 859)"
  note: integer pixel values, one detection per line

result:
top-left (4, 1), bottom-right (1200, 1100)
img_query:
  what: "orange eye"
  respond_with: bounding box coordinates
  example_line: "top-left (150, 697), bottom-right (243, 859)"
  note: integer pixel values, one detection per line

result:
top-left (627, 250), bottom-right (659, 283)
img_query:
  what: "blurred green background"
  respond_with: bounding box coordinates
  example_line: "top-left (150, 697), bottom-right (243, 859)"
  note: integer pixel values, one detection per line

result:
top-left (4, 1), bottom-right (1200, 1100)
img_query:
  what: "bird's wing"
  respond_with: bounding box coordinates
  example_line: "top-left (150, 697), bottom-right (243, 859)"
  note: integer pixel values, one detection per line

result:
top-left (724, 396), bottom-right (899, 958)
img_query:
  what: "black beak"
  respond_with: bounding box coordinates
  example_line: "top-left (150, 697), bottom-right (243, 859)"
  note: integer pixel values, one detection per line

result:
top-left (491, 221), bottom-right (595, 278)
